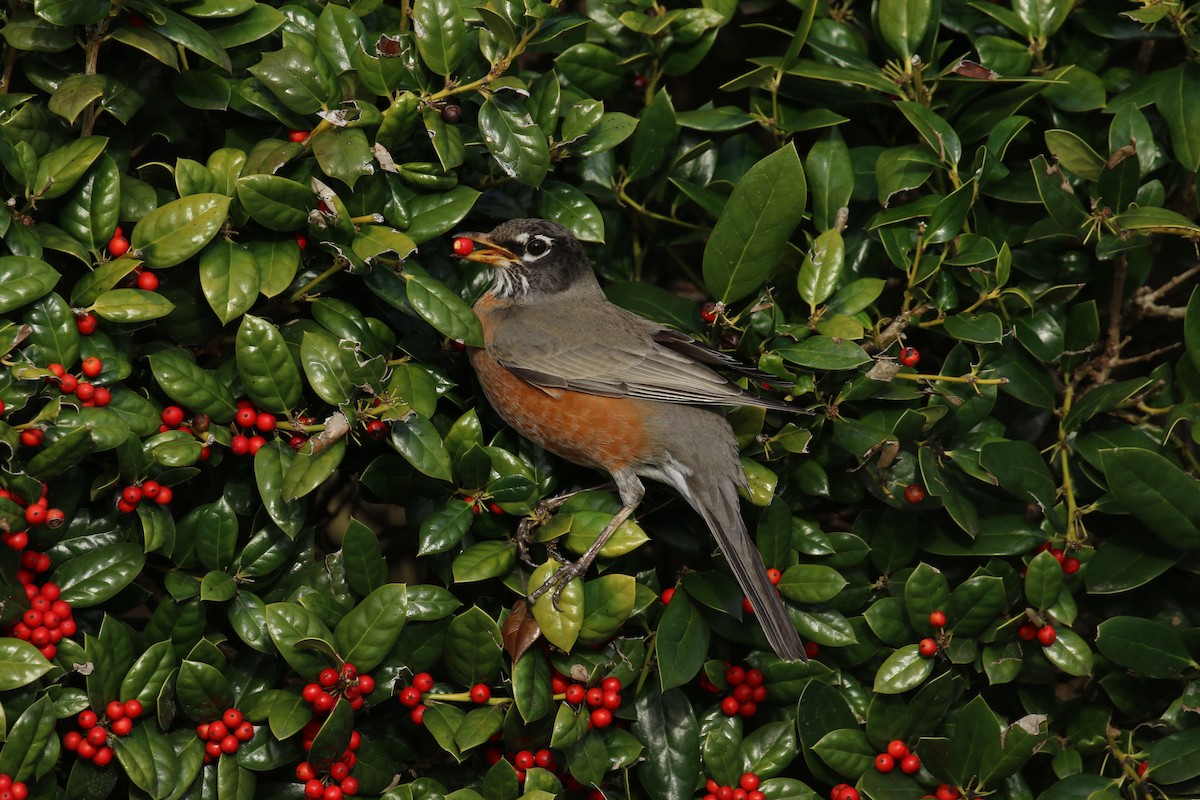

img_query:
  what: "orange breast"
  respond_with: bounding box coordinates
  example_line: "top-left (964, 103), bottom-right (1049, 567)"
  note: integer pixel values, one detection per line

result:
top-left (469, 293), bottom-right (648, 471)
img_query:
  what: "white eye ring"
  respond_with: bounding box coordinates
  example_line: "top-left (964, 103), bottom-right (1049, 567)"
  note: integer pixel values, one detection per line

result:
top-left (524, 236), bottom-right (552, 259)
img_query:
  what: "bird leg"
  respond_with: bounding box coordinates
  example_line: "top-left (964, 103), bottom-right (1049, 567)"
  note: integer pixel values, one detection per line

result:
top-left (527, 503), bottom-right (636, 609)
top-left (527, 471), bottom-right (644, 610)
top-left (513, 484), bottom-right (614, 567)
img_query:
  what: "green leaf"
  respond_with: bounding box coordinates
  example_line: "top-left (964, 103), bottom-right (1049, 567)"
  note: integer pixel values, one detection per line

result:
top-left (529, 560), bottom-right (583, 652)
top-left (249, 47), bottom-right (339, 114)
top-left (412, 0), bottom-right (465, 76)
top-left (703, 143), bottom-right (806, 303)
top-left (236, 314), bottom-right (301, 413)
top-left (0, 638), bottom-right (54, 690)
top-left (657, 589), bottom-right (709, 691)
top-left (131, 193), bottom-right (232, 268)
top-left (33, 135), bottom-right (108, 199)
top-left (478, 94), bottom-right (550, 187)
top-left (405, 267), bottom-right (484, 347)
top-left (444, 606), bottom-right (504, 686)
top-left (199, 239), bottom-right (260, 324)
top-left (333, 584), bottom-right (408, 671)
top-left (177, 659), bottom-right (234, 721)
top-left (536, 181), bottom-right (605, 243)
top-left (1095, 616), bottom-right (1195, 678)
top-left (236, 174), bottom-right (311, 231)
top-left (877, 0), bottom-right (932, 59)
top-left (0, 695), bottom-right (57, 780)
top-left (632, 688), bottom-right (700, 800)
top-left (1099, 448), bottom-right (1200, 550)
top-left (255, 441), bottom-right (307, 537)
top-left (92, 288), bottom-right (176, 323)
top-left (0, 256), bottom-right (58, 313)
top-left (806, 130), bottom-right (854, 232)
top-left (265, 602), bottom-right (336, 677)
top-left (56, 543), bottom-right (146, 607)
top-left (1155, 65), bottom-right (1200, 170)
top-left (776, 336), bottom-right (871, 370)
top-left (797, 229), bottom-right (844, 309)
top-left (150, 350), bottom-right (238, 423)
top-left (627, 87), bottom-right (678, 181)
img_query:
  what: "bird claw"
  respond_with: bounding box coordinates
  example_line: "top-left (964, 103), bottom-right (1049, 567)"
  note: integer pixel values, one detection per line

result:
top-left (527, 558), bottom-right (585, 610)
top-left (512, 487), bottom-right (605, 568)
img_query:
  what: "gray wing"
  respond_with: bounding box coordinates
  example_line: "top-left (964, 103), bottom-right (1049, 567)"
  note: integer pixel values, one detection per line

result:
top-left (489, 302), bottom-right (792, 410)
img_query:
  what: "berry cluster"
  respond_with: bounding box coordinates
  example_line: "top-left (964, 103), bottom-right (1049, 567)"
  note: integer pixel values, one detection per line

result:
top-left (1018, 621), bottom-right (1057, 646)
top-left (296, 728), bottom-right (361, 799)
top-left (484, 746), bottom-right (557, 784)
top-left (302, 663), bottom-right (375, 714)
top-left (553, 674), bottom-right (623, 728)
top-left (116, 479), bottom-right (173, 514)
top-left (40, 360), bottom-right (113, 411)
top-left (873, 740), bottom-right (921, 774)
top-left (9, 580), bottom-right (74, 659)
top-left (926, 784), bottom-right (962, 800)
top-left (740, 568), bottom-right (783, 615)
top-left (231, 400), bottom-right (278, 456)
top-left (717, 665), bottom-right (768, 717)
top-left (701, 772), bottom-right (765, 800)
top-left (0, 484), bottom-right (66, 530)
top-left (918, 610), bottom-right (948, 658)
top-left (1036, 542), bottom-right (1081, 574)
top-left (197, 707), bottom-right (254, 762)
top-left (830, 783), bottom-right (860, 800)
top-left (0, 774), bottom-right (29, 800)
top-left (63, 700), bottom-right (144, 766)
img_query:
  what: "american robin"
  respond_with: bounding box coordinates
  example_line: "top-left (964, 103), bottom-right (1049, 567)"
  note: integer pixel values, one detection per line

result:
top-left (454, 218), bottom-right (806, 661)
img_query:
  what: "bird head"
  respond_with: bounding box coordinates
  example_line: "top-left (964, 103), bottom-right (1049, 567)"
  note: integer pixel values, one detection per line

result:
top-left (452, 218), bottom-right (594, 301)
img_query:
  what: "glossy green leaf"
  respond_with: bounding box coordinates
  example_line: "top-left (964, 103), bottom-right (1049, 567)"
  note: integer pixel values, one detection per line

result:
top-left (131, 193), bottom-right (232, 268)
top-left (236, 314), bottom-right (301, 413)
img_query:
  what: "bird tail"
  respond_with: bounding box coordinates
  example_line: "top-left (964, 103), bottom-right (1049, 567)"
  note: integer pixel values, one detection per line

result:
top-left (684, 469), bottom-right (807, 661)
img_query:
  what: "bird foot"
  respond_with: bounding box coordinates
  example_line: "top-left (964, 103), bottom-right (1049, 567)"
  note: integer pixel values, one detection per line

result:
top-left (513, 485), bottom-right (613, 568)
top-left (527, 555), bottom-right (593, 610)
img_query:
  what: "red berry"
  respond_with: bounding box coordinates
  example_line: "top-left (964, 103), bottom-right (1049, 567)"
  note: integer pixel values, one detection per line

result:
top-left (1063, 556), bottom-right (1081, 574)
top-left (220, 734), bottom-right (239, 754)
top-left (590, 707), bottom-right (612, 727)
top-left (76, 312), bottom-right (98, 335)
top-left (124, 699), bottom-right (143, 719)
top-left (92, 746), bottom-right (114, 766)
top-left (222, 708), bottom-right (243, 728)
top-left (602, 690), bottom-right (622, 709)
top-left (81, 356), bottom-right (103, 378)
top-left (1137, 761), bottom-right (1148, 777)
top-left (399, 687), bottom-right (422, 707)
top-left (24, 505), bottom-right (46, 525)
top-left (108, 236), bottom-right (130, 257)
top-left (75, 382), bottom-right (96, 401)
top-left (122, 485), bottom-right (143, 505)
top-left (236, 407), bottom-right (257, 427)
top-left (452, 237), bottom-right (474, 256)
top-left (745, 669), bottom-right (763, 687)
top-left (725, 666), bottom-right (745, 685)
top-left (600, 676), bottom-right (620, 693)
top-left (76, 741), bottom-right (96, 760)
top-left (409, 705), bottom-right (426, 724)
top-left (296, 233), bottom-right (307, 250)
top-left (63, 731), bottom-right (82, 751)
top-left (288, 130), bottom-right (310, 143)
top-left (899, 346), bottom-right (920, 367)
top-left (929, 610), bottom-right (947, 628)
top-left (339, 777), bottom-right (359, 796)
top-left (366, 419), bottom-right (387, 439)
top-left (1037, 625), bottom-right (1057, 646)
top-left (136, 270), bottom-right (159, 291)
top-left (739, 773), bottom-right (760, 791)
top-left (935, 785), bottom-right (960, 800)
top-left (305, 779), bottom-right (325, 799)
top-left (565, 684), bottom-right (585, 704)
top-left (106, 700), bottom-right (126, 721)
top-left (514, 750), bottom-right (535, 769)
top-left (323, 786), bottom-right (342, 800)
top-left (87, 726), bottom-right (108, 747)
top-left (766, 568), bottom-right (782, 586)
top-left (742, 596), bottom-right (755, 614)
top-left (162, 406), bottom-right (185, 427)
top-left (330, 762), bottom-right (349, 780)
top-left (357, 674), bottom-right (375, 695)
top-left (154, 485), bottom-right (173, 505)
top-left (92, 386), bottom-right (110, 406)
top-left (887, 740), bottom-right (909, 759)
top-left (255, 412), bottom-right (276, 432)
top-left (313, 692), bottom-right (334, 713)
top-left (235, 721), bottom-right (254, 741)
top-left (900, 754), bottom-right (922, 774)
top-left (585, 687), bottom-right (604, 708)
top-left (470, 683), bottom-right (490, 703)
top-left (20, 429), bottom-right (43, 447)
top-left (111, 717), bottom-right (133, 737)
top-left (904, 484), bottom-right (926, 504)
top-left (248, 435), bottom-right (266, 455)
top-left (535, 749), bottom-right (555, 768)
top-left (918, 638), bottom-right (938, 657)
top-left (413, 672), bottom-right (434, 692)
top-left (1018, 622), bottom-right (1037, 641)
top-left (721, 696), bottom-right (741, 716)
top-left (296, 762), bottom-right (315, 781)
top-left (700, 301), bottom-right (720, 323)
top-left (661, 587), bottom-right (675, 605)
top-left (874, 753), bottom-right (895, 773)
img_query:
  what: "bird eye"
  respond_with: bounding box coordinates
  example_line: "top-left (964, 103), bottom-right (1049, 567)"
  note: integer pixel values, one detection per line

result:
top-left (525, 237), bottom-right (550, 258)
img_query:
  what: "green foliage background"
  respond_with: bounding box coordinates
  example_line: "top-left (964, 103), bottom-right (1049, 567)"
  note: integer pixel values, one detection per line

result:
top-left (2, 0), bottom-right (1200, 797)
